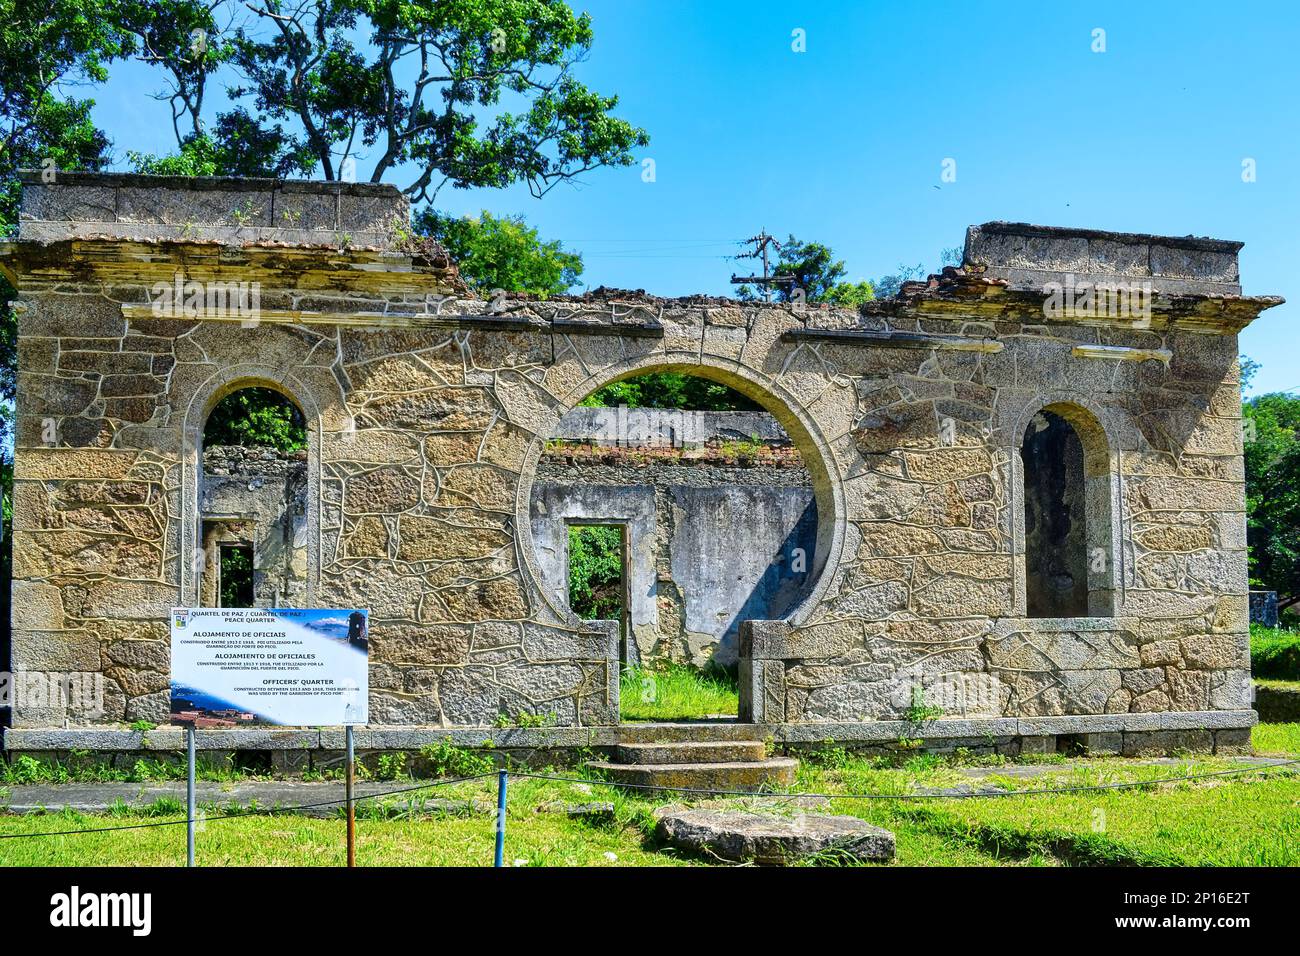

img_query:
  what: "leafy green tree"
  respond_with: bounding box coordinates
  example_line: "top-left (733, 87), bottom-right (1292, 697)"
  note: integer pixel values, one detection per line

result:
top-left (1244, 386), bottom-right (1300, 613)
top-left (0, 0), bottom-right (132, 168)
top-left (734, 234), bottom-right (875, 306)
top-left (823, 280), bottom-right (875, 308)
top-left (120, 0), bottom-right (232, 144)
top-left (0, 0), bottom-right (131, 679)
top-left (125, 0), bottom-right (648, 197)
top-left (567, 525), bottom-right (623, 620)
top-left (128, 112), bottom-right (318, 179)
top-left (203, 388), bottom-right (307, 452)
top-left (1, 0), bottom-right (130, 446)
top-left (415, 209), bottom-right (582, 298)
top-left (771, 236), bottom-right (847, 303)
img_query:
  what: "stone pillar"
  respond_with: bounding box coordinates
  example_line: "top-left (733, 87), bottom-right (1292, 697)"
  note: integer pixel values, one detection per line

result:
top-left (577, 619), bottom-right (621, 727)
top-left (739, 620), bottom-right (789, 724)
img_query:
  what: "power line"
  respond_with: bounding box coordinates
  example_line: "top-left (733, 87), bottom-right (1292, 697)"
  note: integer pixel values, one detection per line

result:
top-left (731, 229), bottom-right (793, 303)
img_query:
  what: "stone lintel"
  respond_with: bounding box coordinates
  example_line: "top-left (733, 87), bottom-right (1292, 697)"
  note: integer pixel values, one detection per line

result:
top-left (552, 317), bottom-right (665, 338)
top-left (990, 616), bottom-right (1141, 636)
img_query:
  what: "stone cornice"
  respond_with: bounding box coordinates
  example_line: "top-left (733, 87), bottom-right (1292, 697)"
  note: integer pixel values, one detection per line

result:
top-left (0, 237), bottom-right (461, 296)
top-left (861, 274), bottom-right (1282, 334)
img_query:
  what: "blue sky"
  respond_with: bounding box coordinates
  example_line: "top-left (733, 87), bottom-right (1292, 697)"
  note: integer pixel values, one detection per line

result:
top-left (89, 0), bottom-right (1300, 395)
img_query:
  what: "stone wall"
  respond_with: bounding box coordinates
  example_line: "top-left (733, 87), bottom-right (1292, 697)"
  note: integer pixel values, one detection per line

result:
top-left (1, 172), bottom-right (1279, 749)
top-left (533, 411), bottom-right (816, 667)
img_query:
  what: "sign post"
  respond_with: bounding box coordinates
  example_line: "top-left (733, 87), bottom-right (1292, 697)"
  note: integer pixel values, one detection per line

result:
top-left (494, 769), bottom-right (508, 867)
top-left (346, 725), bottom-right (356, 868)
top-left (186, 725), bottom-right (196, 867)
top-left (170, 607), bottom-right (370, 867)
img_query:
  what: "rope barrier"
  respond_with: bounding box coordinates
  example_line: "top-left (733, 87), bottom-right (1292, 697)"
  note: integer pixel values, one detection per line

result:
top-left (0, 772), bottom-right (498, 840)
top-left (1, 757), bottom-right (1296, 841)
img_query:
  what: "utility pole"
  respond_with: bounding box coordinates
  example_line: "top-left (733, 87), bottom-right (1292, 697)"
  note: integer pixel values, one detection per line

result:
top-left (731, 229), bottom-right (793, 303)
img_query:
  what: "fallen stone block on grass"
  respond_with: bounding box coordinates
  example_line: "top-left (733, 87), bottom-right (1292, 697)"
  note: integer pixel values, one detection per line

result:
top-left (654, 807), bottom-right (895, 865)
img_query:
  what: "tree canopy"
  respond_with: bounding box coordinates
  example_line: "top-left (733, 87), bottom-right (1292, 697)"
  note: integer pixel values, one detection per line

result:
top-left (580, 372), bottom-right (761, 412)
top-left (415, 208), bottom-right (582, 298)
top-left (204, 387), bottom-right (307, 452)
top-left (1, 0), bottom-right (130, 449)
top-left (1244, 380), bottom-right (1300, 615)
top-left (121, 0), bottom-right (649, 200)
top-left (731, 236), bottom-right (962, 307)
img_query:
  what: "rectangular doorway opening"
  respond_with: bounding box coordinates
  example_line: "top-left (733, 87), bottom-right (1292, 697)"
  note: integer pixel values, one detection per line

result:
top-left (566, 523), bottom-right (630, 664)
top-left (219, 543), bottom-right (255, 608)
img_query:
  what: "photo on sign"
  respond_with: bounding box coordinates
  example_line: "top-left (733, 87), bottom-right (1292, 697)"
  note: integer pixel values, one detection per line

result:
top-left (170, 608), bottom-right (369, 728)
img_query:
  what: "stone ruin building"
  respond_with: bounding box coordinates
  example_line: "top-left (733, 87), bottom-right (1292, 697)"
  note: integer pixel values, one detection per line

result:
top-left (0, 171), bottom-right (1282, 775)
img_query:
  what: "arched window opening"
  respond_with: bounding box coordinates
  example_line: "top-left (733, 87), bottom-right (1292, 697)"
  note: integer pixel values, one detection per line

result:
top-left (1021, 406), bottom-right (1115, 618)
top-left (204, 386), bottom-right (307, 453)
top-left (199, 386), bottom-right (309, 609)
top-left (531, 369), bottom-right (821, 722)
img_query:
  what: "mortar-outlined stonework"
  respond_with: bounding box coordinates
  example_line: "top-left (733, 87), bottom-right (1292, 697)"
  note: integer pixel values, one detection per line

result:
top-left (0, 172), bottom-right (1282, 754)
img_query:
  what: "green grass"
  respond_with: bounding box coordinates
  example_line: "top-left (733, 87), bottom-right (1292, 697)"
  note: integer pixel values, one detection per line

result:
top-left (1255, 677), bottom-right (1300, 694)
top-left (5, 734), bottom-right (1299, 867)
top-left (619, 662), bottom-right (738, 721)
top-left (0, 808), bottom-right (690, 867)
top-left (844, 775), bottom-right (1300, 866)
top-left (1250, 623), bottom-right (1300, 680)
top-left (1253, 721), bottom-right (1300, 755)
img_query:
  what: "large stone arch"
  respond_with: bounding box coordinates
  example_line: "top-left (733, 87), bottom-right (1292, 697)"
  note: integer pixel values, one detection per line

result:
top-left (514, 351), bottom-right (849, 631)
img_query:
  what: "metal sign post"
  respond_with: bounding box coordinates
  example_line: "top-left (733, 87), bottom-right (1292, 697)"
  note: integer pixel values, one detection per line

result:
top-left (494, 769), bottom-right (508, 867)
top-left (186, 725), bottom-right (196, 867)
top-left (345, 725), bottom-right (356, 868)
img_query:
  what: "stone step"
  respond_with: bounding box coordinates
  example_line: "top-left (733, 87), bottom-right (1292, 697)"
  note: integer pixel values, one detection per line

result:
top-left (588, 757), bottom-right (798, 793)
top-left (617, 741), bottom-right (768, 765)
top-left (617, 722), bottom-right (765, 744)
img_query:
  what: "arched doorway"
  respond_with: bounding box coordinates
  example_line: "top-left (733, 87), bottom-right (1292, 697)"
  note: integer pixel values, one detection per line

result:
top-left (197, 385), bottom-right (310, 609)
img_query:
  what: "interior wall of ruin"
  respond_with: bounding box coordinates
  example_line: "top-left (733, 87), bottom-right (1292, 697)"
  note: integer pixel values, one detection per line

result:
top-left (199, 444), bottom-right (309, 608)
top-left (531, 410), bottom-right (818, 668)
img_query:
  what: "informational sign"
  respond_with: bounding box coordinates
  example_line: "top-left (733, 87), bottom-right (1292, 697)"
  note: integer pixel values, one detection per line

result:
top-left (170, 608), bottom-right (369, 728)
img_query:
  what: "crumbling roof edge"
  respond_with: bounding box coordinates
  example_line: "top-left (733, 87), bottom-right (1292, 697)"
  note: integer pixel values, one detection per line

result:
top-left (17, 169), bottom-right (404, 199)
top-left (970, 221), bottom-right (1244, 254)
